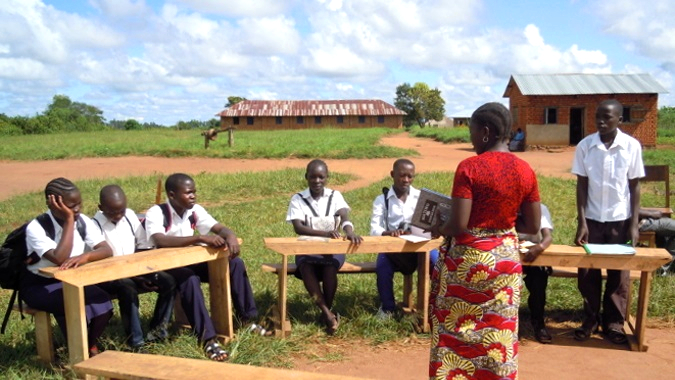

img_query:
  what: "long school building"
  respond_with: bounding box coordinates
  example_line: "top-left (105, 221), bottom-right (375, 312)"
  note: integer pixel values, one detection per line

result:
top-left (217, 100), bottom-right (406, 130)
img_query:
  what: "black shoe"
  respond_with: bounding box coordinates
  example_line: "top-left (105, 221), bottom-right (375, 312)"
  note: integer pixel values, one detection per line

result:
top-left (533, 325), bottom-right (553, 344)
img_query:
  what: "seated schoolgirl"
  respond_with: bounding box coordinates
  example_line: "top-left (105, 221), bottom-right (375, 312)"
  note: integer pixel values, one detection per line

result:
top-left (285, 159), bottom-right (362, 335)
top-left (21, 177), bottom-right (114, 357)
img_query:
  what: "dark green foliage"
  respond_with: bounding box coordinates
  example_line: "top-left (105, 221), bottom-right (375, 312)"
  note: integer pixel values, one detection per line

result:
top-left (394, 82), bottom-right (445, 128)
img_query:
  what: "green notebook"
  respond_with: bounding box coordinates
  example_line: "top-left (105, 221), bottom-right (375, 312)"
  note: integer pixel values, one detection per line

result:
top-left (582, 244), bottom-right (636, 255)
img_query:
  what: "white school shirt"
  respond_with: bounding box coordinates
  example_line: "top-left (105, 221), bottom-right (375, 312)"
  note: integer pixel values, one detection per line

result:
top-left (518, 204), bottom-right (553, 243)
top-left (369, 186), bottom-right (420, 236)
top-left (92, 209), bottom-right (151, 256)
top-left (286, 188), bottom-right (350, 225)
top-left (571, 129), bottom-right (645, 222)
top-left (25, 211), bottom-right (105, 276)
top-left (145, 202), bottom-right (218, 243)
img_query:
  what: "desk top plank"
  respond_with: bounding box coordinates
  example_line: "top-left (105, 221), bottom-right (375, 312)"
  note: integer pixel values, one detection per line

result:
top-left (39, 246), bottom-right (228, 287)
top-left (74, 351), bottom-right (365, 380)
top-left (526, 244), bottom-right (671, 271)
top-left (264, 236), bottom-right (442, 255)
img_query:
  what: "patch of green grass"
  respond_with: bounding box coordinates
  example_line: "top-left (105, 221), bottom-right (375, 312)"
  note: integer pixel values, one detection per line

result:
top-left (408, 125), bottom-right (470, 143)
top-left (1, 169), bottom-right (674, 378)
top-left (0, 128), bottom-right (415, 161)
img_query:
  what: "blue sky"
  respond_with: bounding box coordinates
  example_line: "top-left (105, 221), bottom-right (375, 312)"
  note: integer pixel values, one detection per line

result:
top-left (1, 0), bottom-right (673, 125)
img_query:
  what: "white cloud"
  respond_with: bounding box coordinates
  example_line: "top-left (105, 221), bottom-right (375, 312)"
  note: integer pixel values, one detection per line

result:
top-left (89, 0), bottom-right (150, 18)
top-left (173, 0), bottom-right (293, 17)
top-left (238, 16), bottom-right (301, 55)
top-left (594, 0), bottom-right (675, 70)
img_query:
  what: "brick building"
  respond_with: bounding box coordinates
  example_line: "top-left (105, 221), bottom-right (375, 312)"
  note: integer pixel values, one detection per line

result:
top-left (217, 100), bottom-right (405, 130)
top-left (503, 74), bottom-right (668, 146)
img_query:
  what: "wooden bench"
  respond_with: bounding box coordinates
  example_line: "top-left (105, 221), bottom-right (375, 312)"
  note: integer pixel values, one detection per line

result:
top-left (11, 303), bottom-right (54, 365)
top-left (261, 261), bottom-right (415, 317)
top-left (74, 350), bottom-right (365, 380)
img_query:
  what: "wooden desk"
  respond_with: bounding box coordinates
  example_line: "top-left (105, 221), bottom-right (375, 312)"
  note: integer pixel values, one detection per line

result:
top-left (524, 244), bottom-right (671, 351)
top-left (40, 245), bottom-right (235, 365)
top-left (263, 236), bottom-right (441, 336)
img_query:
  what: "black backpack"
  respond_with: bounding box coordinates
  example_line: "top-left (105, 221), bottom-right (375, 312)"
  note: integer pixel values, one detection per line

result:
top-left (0, 214), bottom-right (86, 333)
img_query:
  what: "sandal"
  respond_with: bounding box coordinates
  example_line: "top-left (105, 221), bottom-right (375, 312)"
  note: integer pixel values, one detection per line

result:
top-left (574, 320), bottom-right (599, 341)
top-left (605, 328), bottom-right (628, 345)
top-left (204, 339), bottom-right (229, 362)
top-left (248, 323), bottom-right (273, 337)
top-left (325, 312), bottom-right (340, 335)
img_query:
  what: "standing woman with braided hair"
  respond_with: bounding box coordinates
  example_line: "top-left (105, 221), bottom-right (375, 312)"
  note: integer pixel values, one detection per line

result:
top-left (428, 103), bottom-right (541, 379)
top-left (21, 177), bottom-right (114, 357)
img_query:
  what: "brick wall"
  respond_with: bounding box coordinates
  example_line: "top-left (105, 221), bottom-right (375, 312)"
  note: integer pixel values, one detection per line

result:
top-left (220, 115), bottom-right (403, 130)
top-left (508, 88), bottom-right (658, 146)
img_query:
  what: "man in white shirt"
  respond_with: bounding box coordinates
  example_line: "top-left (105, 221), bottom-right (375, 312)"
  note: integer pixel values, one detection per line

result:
top-left (93, 185), bottom-right (175, 350)
top-left (369, 159), bottom-right (438, 319)
top-left (571, 99), bottom-right (645, 344)
top-left (518, 204), bottom-right (554, 343)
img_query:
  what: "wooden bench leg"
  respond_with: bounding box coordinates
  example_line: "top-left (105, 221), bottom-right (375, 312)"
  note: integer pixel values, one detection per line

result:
top-left (402, 274), bottom-right (414, 311)
top-left (33, 311), bottom-right (55, 365)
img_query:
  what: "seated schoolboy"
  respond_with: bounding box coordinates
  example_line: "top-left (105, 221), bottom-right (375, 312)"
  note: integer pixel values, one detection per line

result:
top-left (369, 158), bottom-right (438, 319)
top-left (93, 184), bottom-right (175, 350)
top-left (21, 177), bottom-right (113, 357)
top-left (518, 203), bottom-right (554, 344)
top-left (286, 159), bottom-right (362, 334)
top-left (638, 208), bottom-right (675, 274)
top-left (145, 173), bottom-right (264, 360)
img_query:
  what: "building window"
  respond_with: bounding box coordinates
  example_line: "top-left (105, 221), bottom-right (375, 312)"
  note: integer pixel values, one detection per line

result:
top-left (297, 116), bottom-right (304, 124)
top-left (337, 116), bottom-right (344, 124)
top-left (545, 108), bottom-right (557, 124)
top-left (233, 117), bottom-right (240, 125)
top-left (377, 116), bottom-right (384, 123)
top-left (623, 107), bottom-right (631, 122)
top-left (275, 117), bottom-right (282, 125)
top-left (315, 116), bottom-right (322, 124)
top-left (358, 116), bottom-right (366, 124)
top-left (246, 117), bottom-right (254, 125)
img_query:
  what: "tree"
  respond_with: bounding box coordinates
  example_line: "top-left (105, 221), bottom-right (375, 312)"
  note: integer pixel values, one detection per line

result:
top-left (124, 119), bottom-right (142, 130)
top-left (224, 96), bottom-right (247, 108)
top-left (394, 82), bottom-right (445, 128)
top-left (45, 94), bottom-right (106, 131)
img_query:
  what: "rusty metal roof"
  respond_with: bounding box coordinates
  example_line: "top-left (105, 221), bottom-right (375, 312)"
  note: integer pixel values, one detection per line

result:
top-left (503, 73), bottom-right (668, 97)
top-left (217, 100), bottom-right (406, 117)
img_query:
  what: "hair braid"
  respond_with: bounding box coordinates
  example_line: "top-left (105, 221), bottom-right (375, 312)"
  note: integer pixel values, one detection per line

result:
top-left (44, 177), bottom-right (78, 199)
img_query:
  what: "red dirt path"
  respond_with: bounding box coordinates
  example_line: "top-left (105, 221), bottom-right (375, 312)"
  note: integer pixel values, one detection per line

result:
top-left (1, 134), bottom-right (673, 379)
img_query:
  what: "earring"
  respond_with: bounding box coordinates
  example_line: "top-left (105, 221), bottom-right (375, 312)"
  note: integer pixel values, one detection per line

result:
top-left (482, 135), bottom-right (489, 143)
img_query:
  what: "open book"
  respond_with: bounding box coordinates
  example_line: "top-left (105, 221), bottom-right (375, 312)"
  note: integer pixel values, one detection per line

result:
top-left (410, 188), bottom-right (452, 231)
top-left (398, 225), bottom-right (433, 243)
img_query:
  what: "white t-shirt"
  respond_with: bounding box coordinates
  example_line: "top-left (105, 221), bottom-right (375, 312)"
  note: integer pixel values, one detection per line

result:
top-left (286, 188), bottom-right (350, 227)
top-left (25, 211), bottom-right (105, 276)
top-left (145, 202), bottom-right (218, 243)
top-left (92, 208), bottom-right (151, 256)
top-left (369, 186), bottom-right (420, 236)
top-left (571, 129), bottom-right (645, 222)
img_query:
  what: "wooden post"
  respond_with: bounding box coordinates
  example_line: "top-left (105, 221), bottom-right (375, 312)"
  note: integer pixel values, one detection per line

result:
top-left (227, 126), bottom-right (234, 147)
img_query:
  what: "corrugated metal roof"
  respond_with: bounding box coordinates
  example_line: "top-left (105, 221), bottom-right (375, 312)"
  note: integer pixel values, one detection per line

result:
top-left (217, 100), bottom-right (406, 117)
top-left (503, 73), bottom-right (668, 97)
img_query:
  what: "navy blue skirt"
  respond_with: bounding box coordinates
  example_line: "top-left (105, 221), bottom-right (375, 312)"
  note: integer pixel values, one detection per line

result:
top-left (294, 254), bottom-right (346, 280)
top-left (20, 269), bottom-right (113, 323)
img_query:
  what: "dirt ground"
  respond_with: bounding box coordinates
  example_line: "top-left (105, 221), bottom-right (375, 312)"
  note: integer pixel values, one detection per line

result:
top-left (1, 134), bottom-right (673, 379)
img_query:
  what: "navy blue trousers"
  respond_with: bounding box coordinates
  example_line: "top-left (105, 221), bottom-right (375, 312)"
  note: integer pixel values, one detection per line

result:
top-left (188, 257), bottom-right (258, 321)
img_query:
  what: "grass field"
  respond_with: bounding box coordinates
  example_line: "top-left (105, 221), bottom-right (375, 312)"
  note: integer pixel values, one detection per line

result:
top-left (0, 128), bottom-right (415, 161)
top-left (1, 166), bottom-right (674, 378)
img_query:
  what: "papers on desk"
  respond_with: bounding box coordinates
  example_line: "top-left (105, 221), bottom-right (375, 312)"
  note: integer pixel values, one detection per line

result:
top-left (297, 236), bottom-right (331, 242)
top-left (399, 226), bottom-right (432, 243)
top-left (582, 244), bottom-right (636, 255)
top-left (519, 240), bottom-right (535, 253)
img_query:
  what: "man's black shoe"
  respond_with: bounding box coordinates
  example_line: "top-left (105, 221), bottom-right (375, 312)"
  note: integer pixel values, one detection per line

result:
top-left (533, 325), bottom-right (553, 344)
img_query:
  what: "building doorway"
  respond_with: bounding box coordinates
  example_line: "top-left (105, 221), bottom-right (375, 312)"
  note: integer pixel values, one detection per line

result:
top-left (569, 108), bottom-right (584, 145)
